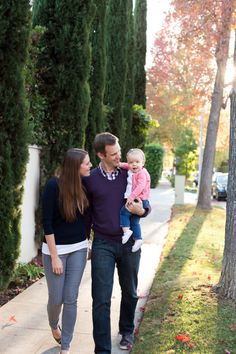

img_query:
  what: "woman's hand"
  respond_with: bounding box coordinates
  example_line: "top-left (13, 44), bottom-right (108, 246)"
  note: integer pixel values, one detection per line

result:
top-left (87, 240), bottom-right (92, 260)
top-left (51, 255), bottom-right (63, 274)
top-left (45, 234), bottom-right (63, 274)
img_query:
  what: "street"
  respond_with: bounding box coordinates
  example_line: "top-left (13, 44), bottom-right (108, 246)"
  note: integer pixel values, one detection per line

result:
top-left (184, 191), bottom-right (226, 209)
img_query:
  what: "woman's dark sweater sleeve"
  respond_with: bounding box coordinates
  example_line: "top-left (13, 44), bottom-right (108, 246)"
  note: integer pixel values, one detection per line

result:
top-left (82, 178), bottom-right (93, 238)
top-left (42, 178), bottom-right (57, 235)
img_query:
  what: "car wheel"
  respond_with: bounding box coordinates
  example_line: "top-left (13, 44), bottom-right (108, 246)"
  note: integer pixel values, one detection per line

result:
top-left (216, 191), bottom-right (220, 201)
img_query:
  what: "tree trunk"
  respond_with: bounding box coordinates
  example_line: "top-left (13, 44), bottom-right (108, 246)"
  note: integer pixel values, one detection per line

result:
top-left (215, 31), bottom-right (236, 300)
top-left (197, 1), bottom-right (233, 209)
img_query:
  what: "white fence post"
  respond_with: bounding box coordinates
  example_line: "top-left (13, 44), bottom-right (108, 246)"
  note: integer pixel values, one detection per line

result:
top-left (175, 175), bottom-right (185, 205)
top-left (19, 145), bottom-right (41, 263)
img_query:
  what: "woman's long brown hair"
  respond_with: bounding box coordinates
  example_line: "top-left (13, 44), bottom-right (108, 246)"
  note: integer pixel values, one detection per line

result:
top-left (58, 148), bottom-right (89, 222)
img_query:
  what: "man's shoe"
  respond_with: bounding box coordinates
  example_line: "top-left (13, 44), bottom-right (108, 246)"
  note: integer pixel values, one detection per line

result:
top-left (119, 334), bottom-right (134, 350)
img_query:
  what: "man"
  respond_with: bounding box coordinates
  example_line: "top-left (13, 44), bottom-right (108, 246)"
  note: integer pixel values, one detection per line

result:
top-left (83, 132), bottom-right (150, 354)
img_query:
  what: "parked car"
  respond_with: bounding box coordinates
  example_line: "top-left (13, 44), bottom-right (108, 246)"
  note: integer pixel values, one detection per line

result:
top-left (211, 173), bottom-right (228, 200)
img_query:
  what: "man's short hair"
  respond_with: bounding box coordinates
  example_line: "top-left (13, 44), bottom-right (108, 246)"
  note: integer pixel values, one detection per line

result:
top-left (94, 132), bottom-right (119, 154)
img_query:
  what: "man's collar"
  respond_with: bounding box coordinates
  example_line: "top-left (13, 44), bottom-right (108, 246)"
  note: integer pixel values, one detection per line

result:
top-left (99, 163), bottom-right (120, 180)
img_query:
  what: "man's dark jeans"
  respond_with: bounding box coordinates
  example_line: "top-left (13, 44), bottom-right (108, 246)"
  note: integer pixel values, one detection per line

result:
top-left (91, 237), bottom-right (141, 354)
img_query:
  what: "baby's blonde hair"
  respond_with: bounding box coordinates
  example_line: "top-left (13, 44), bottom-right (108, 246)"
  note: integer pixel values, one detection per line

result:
top-left (127, 148), bottom-right (145, 163)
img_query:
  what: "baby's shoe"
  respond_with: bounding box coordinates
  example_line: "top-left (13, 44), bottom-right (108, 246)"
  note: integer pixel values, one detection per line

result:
top-left (122, 229), bottom-right (133, 244)
top-left (132, 240), bottom-right (143, 252)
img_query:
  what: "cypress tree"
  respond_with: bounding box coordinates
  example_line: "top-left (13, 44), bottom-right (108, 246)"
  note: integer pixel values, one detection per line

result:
top-left (104, 0), bottom-right (129, 145)
top-left (85, 0), bottom-right (108, 165)
top-left (32, 0), bottom-right (95, 176)
top-left (123, 0), bottom-right (135, 154)
top-left (0, 0), bottom-right (31, 289)
top-left (133, 0), bottom-right (147, 108)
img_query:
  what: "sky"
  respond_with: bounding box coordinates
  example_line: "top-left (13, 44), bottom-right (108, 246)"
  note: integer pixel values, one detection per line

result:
top-left (146, 0), bottom-right (170, 68)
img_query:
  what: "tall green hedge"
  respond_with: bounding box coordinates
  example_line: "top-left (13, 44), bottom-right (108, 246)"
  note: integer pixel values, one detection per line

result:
top-left (0, 0), bottom-right (31, 289)
top-left (104, 0), bottom-right (129, 145)
top-left (25, 26), bottom-right (47, 146)
top-left (133, 0), bottom-right (147, 108)
top-left (32, 0), bottom-right (95, 176)
top-left (85, 0), bottom-right (108, 166)
top-left (132, 105), bottom-right (153, 149)
top-left (145, 144), bottom-right (165, 188)
top-left (122, 0), bottom-right (135, 155)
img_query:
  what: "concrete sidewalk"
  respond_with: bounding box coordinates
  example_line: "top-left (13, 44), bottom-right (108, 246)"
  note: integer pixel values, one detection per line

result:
top-left (0, 179), bottom-right (174, 354)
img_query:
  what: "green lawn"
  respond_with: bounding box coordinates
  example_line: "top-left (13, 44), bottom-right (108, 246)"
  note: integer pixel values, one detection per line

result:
top-left (133, 205), bottom-right (236, 354)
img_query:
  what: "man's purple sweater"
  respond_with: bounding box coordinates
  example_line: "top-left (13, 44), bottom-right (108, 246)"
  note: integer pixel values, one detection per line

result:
top-left (83, 167), bottom-right (128, 242)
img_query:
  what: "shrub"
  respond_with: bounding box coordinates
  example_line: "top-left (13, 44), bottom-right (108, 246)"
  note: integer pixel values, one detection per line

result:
top-left (25, 25), bottom-right (47, 146)
top-left (0, 1), bottom-right (31, 290)
top-left (145, 144), bottom-right (165, 188)
top-left (132, 105), bottom-right (158, 150)
top-left (32, 0), bottom-right (96, 176)
top-left (11, 262), bottom-right (44, 286)
top-left (173, 128), bottom-right (197, 178)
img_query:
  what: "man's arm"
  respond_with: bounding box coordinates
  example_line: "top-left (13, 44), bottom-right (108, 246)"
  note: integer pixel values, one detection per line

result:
top-left (126, 197), bottom-right (151, 217)
top-left (119, 162), bottom-right (129, 170)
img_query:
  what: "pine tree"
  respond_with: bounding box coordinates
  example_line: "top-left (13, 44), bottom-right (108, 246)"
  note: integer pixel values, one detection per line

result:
top-left (0, 0), bottom-right (31, 289)
top-left (104, 0), bottom-right (129, 145)
top-left (32, 0), bottom-right (95, 176)
top-left (123, 0), bottom-right (135, 154)
top-left (133, 0), bottom-right (147, 108)
top-left (85, 0), bottom-right (108, 165)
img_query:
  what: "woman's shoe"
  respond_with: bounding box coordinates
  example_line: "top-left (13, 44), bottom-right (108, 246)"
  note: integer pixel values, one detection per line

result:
top-left (52, 325), bottom-right (61, 344)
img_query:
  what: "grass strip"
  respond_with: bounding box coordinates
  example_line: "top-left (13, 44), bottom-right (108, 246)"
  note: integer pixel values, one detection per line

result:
top-left (133, 205), bottom-right (236, 354)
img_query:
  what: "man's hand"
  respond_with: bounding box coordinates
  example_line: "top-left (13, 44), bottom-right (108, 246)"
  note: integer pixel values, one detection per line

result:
top-left (126, 197), bottom-right (145, 216)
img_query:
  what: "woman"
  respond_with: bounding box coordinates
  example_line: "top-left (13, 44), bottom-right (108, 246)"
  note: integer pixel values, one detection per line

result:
top-left (42, 148), bottom-right (92, 354)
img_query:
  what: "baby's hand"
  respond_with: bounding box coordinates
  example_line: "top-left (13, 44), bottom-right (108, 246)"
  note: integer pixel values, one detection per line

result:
top-left (126, 197), bottom-right (133, 205)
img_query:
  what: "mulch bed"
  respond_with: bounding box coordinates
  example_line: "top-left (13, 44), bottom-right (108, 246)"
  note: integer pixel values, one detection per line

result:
top-left (0, 279), bottom-right (39, 307)
top-left (0, 254), bottom-right (44, 307)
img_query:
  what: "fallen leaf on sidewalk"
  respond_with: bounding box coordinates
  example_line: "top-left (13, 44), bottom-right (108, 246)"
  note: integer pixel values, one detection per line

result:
top-left (8, 315), bottom-right (17, 323)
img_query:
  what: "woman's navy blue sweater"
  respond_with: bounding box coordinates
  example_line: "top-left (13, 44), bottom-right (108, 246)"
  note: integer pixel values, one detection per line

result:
top-left (42, 177), bottom-right (86, 245)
